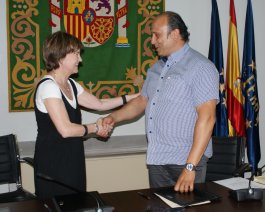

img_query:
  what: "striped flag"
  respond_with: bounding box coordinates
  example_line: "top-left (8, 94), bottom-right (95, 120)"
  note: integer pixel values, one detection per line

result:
top-left (208, 0), bottom-right (228, 137)
top-left (241, 0), bottom-right (260, 174)
top-left (226, 0), bottom-right (246, 137)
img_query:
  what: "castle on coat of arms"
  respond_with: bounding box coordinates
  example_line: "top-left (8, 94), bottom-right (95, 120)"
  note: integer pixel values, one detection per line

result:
top-left (67, 0), bottom-right (85, 14)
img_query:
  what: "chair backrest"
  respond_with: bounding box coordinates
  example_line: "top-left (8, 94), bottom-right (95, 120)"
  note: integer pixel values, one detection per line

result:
top-left (0, 134), bottom-right (20, 185)
top-left (206, 136), bottom-right (245, 181)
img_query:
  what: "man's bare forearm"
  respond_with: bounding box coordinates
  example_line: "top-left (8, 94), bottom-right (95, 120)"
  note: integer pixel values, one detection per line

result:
top-left (110, 95), bottom-right (147, 124)
top-left (186, 100), bottom-right (216, 165)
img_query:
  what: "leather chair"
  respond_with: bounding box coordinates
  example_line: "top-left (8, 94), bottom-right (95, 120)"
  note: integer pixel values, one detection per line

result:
top-left (206, 136), bottom-right (250, 181)
top-left (0, 134), bottom-right (36, 203)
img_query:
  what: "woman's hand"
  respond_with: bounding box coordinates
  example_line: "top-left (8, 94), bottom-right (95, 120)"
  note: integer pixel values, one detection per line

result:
top-left (96, 118), bottom-right (113, 138)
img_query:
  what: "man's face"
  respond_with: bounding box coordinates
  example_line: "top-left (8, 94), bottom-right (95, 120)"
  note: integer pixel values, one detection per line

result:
top-left (151, 16), bottom-right (177, 57)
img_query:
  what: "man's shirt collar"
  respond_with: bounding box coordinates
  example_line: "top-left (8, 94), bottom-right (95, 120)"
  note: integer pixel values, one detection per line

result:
top-left (167, 43), bottom-right (189, 64)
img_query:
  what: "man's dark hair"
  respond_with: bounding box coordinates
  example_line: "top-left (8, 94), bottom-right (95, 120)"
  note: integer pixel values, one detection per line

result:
top-left (158, 11), bottom-right (190, 42)
top-left (42, 31), bottom-right (83, 72)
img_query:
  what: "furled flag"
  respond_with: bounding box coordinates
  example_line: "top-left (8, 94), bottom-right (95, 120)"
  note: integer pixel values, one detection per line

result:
top-left (208, 0), bottom-right (228, 137)
top-left (241, 0), bottom-right (260, 174)
top-left (226, 0), bottom-right (246, 137)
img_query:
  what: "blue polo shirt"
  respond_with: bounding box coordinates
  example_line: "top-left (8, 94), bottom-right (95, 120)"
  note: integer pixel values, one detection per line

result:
top-left (141, 44), bottom-right (219, 165)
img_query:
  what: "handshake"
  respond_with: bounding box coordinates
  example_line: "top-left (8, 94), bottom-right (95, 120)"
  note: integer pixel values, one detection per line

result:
top-left (94, 115), bottom-right (115, 138)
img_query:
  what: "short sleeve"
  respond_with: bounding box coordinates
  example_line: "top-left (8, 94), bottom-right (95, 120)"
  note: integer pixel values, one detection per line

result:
top-left (40, 80), bottom-right (62, 99)
top-left (35, 79), bottom-right (62, 113)
top-left (192, 62), bottom-right (220, 106)
top-left (141, 74), bottom-right (150, 97)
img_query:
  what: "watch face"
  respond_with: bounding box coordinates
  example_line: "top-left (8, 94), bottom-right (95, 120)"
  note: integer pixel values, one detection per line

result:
top-left (186, 163), bottom-right (194, 171)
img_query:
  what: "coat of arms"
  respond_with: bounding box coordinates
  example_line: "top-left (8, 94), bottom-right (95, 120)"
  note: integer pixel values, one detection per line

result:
top-left (7, 0), bottom-right (164, 111)
top-left (50, 0), bottom-right (130, 47)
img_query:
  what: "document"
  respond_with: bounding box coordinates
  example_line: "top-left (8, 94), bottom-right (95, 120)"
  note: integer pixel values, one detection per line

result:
top-left (155, 193), bottom-right (183, 208)
top-left (254, 176), bottom-right (265, 185)
top-left (154, 187), bottom-right (220, 208)
top-left (214, 177), bottom-right (265, 190)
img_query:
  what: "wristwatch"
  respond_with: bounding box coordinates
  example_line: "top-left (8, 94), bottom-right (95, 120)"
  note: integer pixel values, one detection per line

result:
top-left (185, 163), bottom-right (196, 171)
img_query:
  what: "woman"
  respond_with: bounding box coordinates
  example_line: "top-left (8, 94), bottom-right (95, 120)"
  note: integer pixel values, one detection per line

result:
top-left (34, 31), bottom-right (138, 199)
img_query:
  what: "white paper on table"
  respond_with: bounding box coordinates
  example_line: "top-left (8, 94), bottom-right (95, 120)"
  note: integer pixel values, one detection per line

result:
top-left (214, 177), bottom-right (265, 190)
top-left (254, 176), bottom-right (265, 185)
top-left (155, 193), bottom-right (182, 208)
top-left (154, 193), bottom-right (211, 208)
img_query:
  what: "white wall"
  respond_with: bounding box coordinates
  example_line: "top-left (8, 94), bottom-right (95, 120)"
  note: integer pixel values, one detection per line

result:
top-left (1, 0), bottom-right (265, 166)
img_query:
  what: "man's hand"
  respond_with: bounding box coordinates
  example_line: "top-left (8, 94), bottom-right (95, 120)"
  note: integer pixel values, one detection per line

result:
top-left (96, 118), bottom-right (112, 138)
top-left (174, 169), bottom-right (195, 193)
top-left (102, 115), bottom-right (115, 131)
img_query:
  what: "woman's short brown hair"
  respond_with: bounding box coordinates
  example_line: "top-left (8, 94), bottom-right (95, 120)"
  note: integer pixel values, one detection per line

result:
top-left (42, 31), bottom-right (83, 72)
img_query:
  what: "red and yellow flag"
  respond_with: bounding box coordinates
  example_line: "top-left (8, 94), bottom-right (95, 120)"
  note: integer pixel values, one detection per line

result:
top-left (226, 0), bottom-right (246, 137)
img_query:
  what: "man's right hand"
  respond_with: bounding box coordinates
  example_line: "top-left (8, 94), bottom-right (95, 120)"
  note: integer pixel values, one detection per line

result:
top-left (102, 115), bottom-right (115, 130)
top-left (95, 115), bottom-right (115, 138)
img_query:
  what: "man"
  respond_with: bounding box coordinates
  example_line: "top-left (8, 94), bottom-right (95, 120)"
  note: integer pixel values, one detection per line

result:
top-left (102, 11), bottom-right (219, 193)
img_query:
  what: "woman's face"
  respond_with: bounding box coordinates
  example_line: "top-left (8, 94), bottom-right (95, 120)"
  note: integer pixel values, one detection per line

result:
top-left (60, 50), bottom-right (82, 74)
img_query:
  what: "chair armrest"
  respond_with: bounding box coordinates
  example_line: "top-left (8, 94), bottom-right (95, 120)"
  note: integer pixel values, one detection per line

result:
top-left (233, 163), bottom-right (250, 177)
top-left (20, 157), bottom-right (34, 167)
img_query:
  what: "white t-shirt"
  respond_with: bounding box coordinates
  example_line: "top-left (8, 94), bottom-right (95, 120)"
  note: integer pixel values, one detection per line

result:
top-left (35, 75), bottom-right (84, 113)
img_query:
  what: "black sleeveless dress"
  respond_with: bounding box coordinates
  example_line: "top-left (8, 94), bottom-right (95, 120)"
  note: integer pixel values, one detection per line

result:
top-left (34, 78), bottom-right (86, 199)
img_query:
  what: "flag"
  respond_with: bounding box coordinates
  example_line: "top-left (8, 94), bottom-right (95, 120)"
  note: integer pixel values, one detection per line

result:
top-left (241, 0), bottom-right (260, 174)
top-left (226, 0), bottom-right (246, 137)
top-left (208, 0), bottom-right (228, 137)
